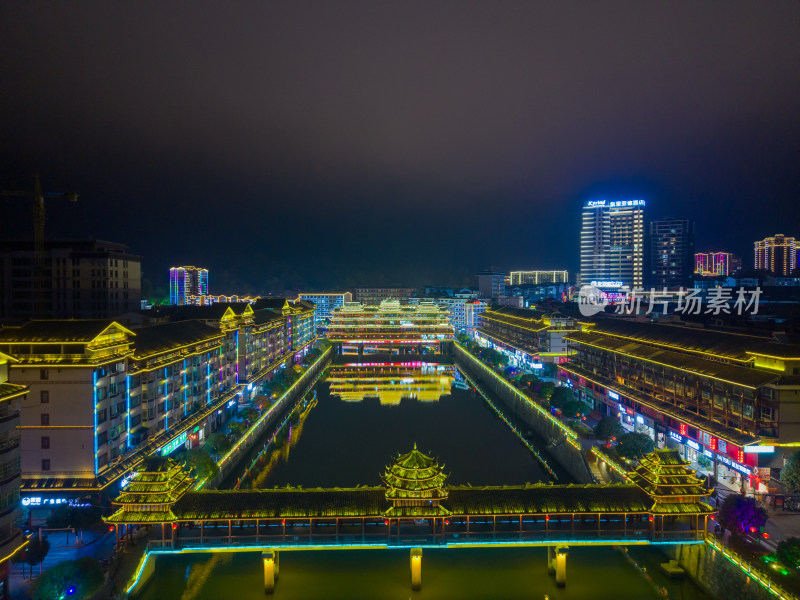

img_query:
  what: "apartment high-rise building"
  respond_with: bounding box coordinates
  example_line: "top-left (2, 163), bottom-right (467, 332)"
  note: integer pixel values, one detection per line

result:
top-left (169, 266), bottom-right (209, 305)
top-left (0, 240), bottom-right (142, 321)
top-left (508, 271), bottom-right (569, 285)
top-left (298, 292), bottom-right (353, 326)
top-left (0, 352), bottom-right (24, 592)
top-left (477, 270), bottom-right (506, 299)
top-left (645, 218), bottom-right (695, 288)
top-left (755, 235), bottom-right (796, 275)
top-left (694, 252), bottom-right (739, 277)
top-left (579, 200), bottom-right (645, 289)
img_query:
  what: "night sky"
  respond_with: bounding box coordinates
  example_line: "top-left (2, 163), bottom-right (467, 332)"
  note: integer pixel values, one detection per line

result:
top-left (1, 2), bottom-right (798, 296)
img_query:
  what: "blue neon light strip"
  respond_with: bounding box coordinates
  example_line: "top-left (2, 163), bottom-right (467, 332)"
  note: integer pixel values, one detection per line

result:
top-left (164, 367), bottom-right (169, 430)
top-left (93, 371), bottom-right (98, 473)
top-left (183, 358), bottom-right (188, 417)
top-left (126, 374), bottom-right (131, 450)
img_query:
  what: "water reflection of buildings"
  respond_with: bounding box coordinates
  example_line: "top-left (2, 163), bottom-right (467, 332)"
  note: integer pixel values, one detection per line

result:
top-left (327, 362), bottom-right (455, 405)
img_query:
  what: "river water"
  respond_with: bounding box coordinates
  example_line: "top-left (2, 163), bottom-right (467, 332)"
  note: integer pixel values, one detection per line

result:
top-left (139, 359), bottom-right (713, 600)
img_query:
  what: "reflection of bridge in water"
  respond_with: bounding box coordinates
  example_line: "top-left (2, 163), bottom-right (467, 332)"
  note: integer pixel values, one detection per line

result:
top-left (112, 447), bottom-right (713, 595)
top-left (327, 362), bottom-right (455, 404)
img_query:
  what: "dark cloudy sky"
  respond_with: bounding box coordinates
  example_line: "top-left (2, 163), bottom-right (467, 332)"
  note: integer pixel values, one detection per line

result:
top-left (1, 2), bottom-right (798, 295)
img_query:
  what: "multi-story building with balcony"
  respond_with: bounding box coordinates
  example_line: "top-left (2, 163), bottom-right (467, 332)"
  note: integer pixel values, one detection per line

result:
top-left (755, 235), bottom-right (796, 276)
top-left (126, 321), bottom-right (226, 450)
top-left (0, 297), bottom-right (318, 502)
top-left (0, 321), bottom-right (137, 492)
top-left (476, 306), bottom-right (578, 366)
top-left (558, 319), bottom-right (800, 493)
top-left (327, 300), bottom-right (454, 354)
top-left (0, 353), bottom-right (24, 595)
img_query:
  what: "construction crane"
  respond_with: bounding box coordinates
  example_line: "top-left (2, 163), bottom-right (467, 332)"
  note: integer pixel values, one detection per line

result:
top-left (1, 174), bottom-right (79, 315)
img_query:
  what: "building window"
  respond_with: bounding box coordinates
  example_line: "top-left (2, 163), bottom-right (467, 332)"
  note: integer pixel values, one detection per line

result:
top-left (41, 437), bottom-right (50, 449)
top-left (40, 390), bottom-right (49, 404)
top-left (40, 369), bottom-right (48, 380)
top-left (41, 414), bottom-right (49, 426)
top-left (41, 459), bottom-right (50, 471)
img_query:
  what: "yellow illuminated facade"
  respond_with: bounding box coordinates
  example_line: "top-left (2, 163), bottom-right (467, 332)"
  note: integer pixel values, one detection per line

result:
top-left (327, 300), bottom-right (454, 354)
top-left (509, 270), bottom-right (569, 285)
top-left (0, 298), bottom-right (318, 494)
top-left (327, 363), bottom-right (455, 404)
top-left (477, 306), bottom-right (577, 364)
top-left (0, 352), bottom-right (25, 587)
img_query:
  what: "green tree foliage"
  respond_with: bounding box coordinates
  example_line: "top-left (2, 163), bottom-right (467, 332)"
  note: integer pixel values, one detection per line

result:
top-left (14, 537), bottom-right (50, 579)
top-left (615, 433), bottom-right (654, 459)
top-left (518, 373), bottom-right (539, 387)
top-left (254, 395), bottom-right (271, 411)
top-left (776, 537), bottom-right (800, 570)
top-left (718, 494), bottom-right (768, 536)
top-left (548, 386), bottom-right (571, 407)
top-left (780, 451), bottom-right (800, 493)
top-left (228, 420), bottom-right (248, 436)
top-left (561, 399), bottom-right (587, 419)
top-left (240, 407), bottom-right (259, 422)
top-left (203, 432), bottom-right (231, 455)
top-left (595, 417), bottom-right (623, 442)
top-left (456, 333), bottom-right (470, 344)
top-left (182, 448), bottom-right (219, 480)
top-left (480, 348), bottom-right (508, 368)
top-left (31, 557), bottom-right (104, 600)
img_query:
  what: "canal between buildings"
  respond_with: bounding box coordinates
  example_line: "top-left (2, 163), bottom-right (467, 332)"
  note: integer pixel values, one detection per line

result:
top-left (140, 357), bottom-right (713, 600)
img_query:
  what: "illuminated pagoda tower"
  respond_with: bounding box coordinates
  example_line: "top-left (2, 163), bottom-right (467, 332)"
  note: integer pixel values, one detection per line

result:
top-left (628, 449), bottom-right (713, 533)
top-left (382, 444), bottom-right (450, 516)
top-left (107, 457), bottom-right (194, 527)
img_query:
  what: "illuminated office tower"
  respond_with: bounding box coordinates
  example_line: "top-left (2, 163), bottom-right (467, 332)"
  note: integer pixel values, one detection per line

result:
top-left (579, 200), bottom-right (645, 289)
top-left (169, 266), bottom-right (209, 305)
top-left (645, 218), bottom-right (694, 288)
top-left (755, 235), bottom-right (796, 275)
top-left (508, 271), bottom-right (569, 285)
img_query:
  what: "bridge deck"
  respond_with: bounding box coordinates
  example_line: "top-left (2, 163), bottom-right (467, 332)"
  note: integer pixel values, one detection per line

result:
top-left (145, 512), bottom-right (705, 552)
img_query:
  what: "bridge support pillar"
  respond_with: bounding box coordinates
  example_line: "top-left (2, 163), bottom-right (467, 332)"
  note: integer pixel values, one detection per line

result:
top-left (263, 551), bottom-right (275, 594)
top-left (274, 550), bottom-right (279, 580)
top-left (546, 546), bottom-right (555, 574)
top-left (554, 546), bottom-right (568, 587)
top-left (410, 548), bottom-right (422, 590)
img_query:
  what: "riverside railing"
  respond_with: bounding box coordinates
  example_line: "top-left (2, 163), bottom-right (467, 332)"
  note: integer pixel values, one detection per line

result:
top-left (151, 514), bottom-right (706, 552)
top-left (705, 533), bottom-right (799, 600)
top-left (195, 345), bottom-right (333, 489)
top-left (453, 342), bottom-right (579, 448)
top-left (459, 368), bottom-right (558, 479)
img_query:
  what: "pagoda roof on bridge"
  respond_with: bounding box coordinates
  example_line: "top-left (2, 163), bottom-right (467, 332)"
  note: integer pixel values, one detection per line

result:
top-left (167, 483), bottom-right (654, 521)
top-left (107, 457), bottom-right (195, 523)
top-left (628, 449), bottom-right (713, 514)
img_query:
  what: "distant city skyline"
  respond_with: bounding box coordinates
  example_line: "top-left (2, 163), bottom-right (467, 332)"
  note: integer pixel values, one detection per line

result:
top-left (1, 3), bottom-right (797, 293)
